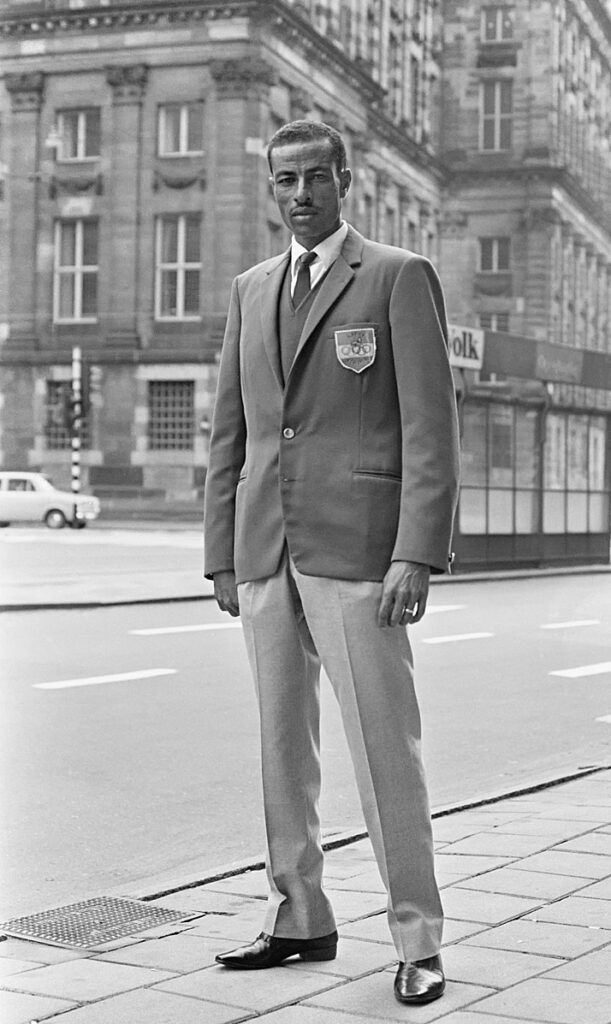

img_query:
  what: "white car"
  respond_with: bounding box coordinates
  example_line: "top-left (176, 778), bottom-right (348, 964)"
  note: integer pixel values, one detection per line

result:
top-left (0, 472), bottom-right (100, 529)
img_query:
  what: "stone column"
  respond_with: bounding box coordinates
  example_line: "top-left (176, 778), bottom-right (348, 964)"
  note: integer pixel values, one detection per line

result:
top-left (4, 72), bottom-right (45, 348)
top-left (560, 221), bottom-right (574, 348)
top-left (209, 57), bottom-right (276, 280)
top-left (105, 63), bottom-right (148, 348)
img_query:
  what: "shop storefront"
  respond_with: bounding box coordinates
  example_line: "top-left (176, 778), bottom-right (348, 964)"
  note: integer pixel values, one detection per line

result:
top-left (449, 328), bottom-right (611, 570)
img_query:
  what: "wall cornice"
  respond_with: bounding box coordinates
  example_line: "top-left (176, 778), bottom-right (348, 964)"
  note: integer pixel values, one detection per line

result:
top-left (446, 164), bottom-right (611, 239)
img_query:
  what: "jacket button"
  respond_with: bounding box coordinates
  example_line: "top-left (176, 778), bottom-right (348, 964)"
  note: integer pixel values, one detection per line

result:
top-left (283, 427), bottom-right (295, 439)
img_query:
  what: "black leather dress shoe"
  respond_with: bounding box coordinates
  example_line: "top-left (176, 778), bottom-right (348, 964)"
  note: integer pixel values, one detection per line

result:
top-left (394, 954), bottom-right (445, 1004)
top-left (215, 930), bottom-right (338, 969)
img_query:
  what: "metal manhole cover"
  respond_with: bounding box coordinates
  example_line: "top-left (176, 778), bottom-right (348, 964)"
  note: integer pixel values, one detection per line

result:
top-left (0, 896), bottom-right (190, 949)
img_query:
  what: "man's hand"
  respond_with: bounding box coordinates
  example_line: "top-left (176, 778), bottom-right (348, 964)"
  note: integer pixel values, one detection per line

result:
top-left (377, 560), bottom-right (430, 628)
top-left (213, 570), bottom-right (240, 617)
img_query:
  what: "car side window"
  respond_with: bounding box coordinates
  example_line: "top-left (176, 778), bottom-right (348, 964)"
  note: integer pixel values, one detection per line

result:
top-left (8, 479), bottom-right (34, 492)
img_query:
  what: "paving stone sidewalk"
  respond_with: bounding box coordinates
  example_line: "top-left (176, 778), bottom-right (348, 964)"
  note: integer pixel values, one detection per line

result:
top-left (1, 771), bottom-right (610, 1024)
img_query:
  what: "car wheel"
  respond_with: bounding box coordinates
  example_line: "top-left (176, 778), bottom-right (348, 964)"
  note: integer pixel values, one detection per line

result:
top-left (45, 509), bottom-right (67, 529)
top-left (0, 522), bottom-right (10, 528)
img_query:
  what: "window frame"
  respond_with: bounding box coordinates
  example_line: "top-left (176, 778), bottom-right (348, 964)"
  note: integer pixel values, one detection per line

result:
top-left (479, 237), bottom-right (511, 273)
top-left (157, 102), bottom-right (205, 158)
top-left (481, 5), bottom-right (515, 42)
top-left (154, 213), bottom-right (202, 322)
top-left (479, 312), bottom-right (510, 331)
top-left (56, 108), bottom-right (101, 162)
top-left (480, 79), bottom-right (513, 151)
top-left (53, 218), bottom-right (99, 324)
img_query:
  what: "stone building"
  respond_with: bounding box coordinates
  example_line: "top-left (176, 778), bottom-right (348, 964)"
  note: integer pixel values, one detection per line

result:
top-left (0, 0), bottom-right (444, 505)
top-left (1, 0), bottom-right (610, 567)
top-left (440, 0), bottom-right (611, 567)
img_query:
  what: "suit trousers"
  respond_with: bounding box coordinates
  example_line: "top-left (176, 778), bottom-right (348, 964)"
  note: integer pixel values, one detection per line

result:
top-left (237, 552), bottom-right (443, 962)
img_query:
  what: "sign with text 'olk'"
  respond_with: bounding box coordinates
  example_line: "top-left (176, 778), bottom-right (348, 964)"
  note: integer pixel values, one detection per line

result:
top-left (447, 324), bottom-right (485, 371)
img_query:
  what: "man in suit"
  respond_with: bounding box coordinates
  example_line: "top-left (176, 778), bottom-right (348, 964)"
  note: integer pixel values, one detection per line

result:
top-left (204, 120), bottom-right (460, 1006)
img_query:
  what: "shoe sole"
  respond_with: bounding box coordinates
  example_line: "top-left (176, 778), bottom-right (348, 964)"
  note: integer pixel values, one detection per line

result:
top-left (216, 945), bottom-right (337, 969)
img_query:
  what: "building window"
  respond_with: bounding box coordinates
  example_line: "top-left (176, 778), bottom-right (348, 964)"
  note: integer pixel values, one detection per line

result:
top-left (54, 219), bottom-right (99, 323)
top-left (481, 6), bottom-right (515, 42)
top-left (45, 380), bottom-right (90, 450)
top-left (147, 381), bottom-right (195, 451)
top-left (480, 312), bottom-right (510, 331)
top-left (155, 214), bottom-right (201, 320)
top-left (158, 103), bottom-right (204, 156)
top-left (479, 237), bottom-right (511, 272)
top-left (56, 109), bottom-right (101, 161)
top-left (481, 80), bottom-right (513, 150)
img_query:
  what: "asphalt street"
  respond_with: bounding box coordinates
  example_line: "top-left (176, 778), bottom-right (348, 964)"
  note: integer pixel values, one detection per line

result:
top-left (1, 531), bottom-right (610, 924)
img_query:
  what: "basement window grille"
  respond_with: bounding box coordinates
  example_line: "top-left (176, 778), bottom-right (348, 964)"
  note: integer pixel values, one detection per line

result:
top-left (147, 380), bottom-right (195, 450)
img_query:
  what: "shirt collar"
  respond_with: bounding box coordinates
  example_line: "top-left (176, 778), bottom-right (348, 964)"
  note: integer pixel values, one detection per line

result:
top-left (290, 221), bottom-right (348, 278)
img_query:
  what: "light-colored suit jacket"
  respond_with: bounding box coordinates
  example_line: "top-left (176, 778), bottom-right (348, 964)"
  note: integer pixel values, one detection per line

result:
top-left (204, 225), bottom-right (460, 584)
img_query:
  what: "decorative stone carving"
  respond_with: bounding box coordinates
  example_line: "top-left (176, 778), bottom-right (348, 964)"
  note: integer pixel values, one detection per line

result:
top-left (4, 72), bottom-right (44, 112)
top-left (210, 58), bottom-right (277, 100)
top-left (289, 86), bottom-right (313, 119)
top-left (49, 173), bottom-right (103, 199)
top-left (153, 167), bottom-right (206, 191)
top-left (105, 64), bottom-right (149, 104)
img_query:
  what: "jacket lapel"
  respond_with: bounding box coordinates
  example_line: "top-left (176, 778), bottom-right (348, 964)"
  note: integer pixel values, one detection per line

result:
top-left (259, 250), bottom-right (290, 390)
top-left (292, 226), bottom-right (364, 368)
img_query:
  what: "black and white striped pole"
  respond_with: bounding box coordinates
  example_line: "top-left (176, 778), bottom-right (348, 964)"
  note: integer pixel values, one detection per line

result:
top-left (71, 345), bottom-right (82, 496)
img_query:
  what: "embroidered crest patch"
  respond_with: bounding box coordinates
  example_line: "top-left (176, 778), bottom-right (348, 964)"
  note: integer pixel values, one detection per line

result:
top-left (334, 328), bottom-right (377, 374)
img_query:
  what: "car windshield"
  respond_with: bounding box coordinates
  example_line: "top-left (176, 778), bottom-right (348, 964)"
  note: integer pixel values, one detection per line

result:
top-left (37, 476), bottom-right (56, 491)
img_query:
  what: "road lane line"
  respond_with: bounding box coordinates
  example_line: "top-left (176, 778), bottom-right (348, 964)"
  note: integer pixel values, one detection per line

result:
top-left (130, 622), bottom-right (243, 636)
top-left (422, 632), bottom-right (494, 645)
top-left (34, 669), bottom-right (177, 690)
top-left (541, 619), bottom-right (601, 630)
top-left (596, 715), bottom-right (611, 723)
top-left (426, 604), bottom-right (466, 614)
top-left (550, 662), bottom-right (611, 679)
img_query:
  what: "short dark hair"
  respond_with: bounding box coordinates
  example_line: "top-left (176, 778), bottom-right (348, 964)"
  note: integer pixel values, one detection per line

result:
top-left (267, 120), bottom-right (347, 174)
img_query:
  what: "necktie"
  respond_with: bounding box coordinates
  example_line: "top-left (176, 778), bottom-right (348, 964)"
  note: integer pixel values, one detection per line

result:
top-left (292, 251), bottom-right (317, 307)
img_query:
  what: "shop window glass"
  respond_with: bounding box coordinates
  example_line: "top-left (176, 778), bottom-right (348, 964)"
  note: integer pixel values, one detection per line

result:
top-left (589, 493), bottom-right (608, 532)
top-left (488, 488), bottom-right (513, 533)
top-left (515, 490), bottom-right (538, 533)
top-left (544, 413), bottom-right (566, 488)
top-left (461, 405), bottom-right (487, 485)
top-left (489, 405), bottom-right (513, 486)
top-left (515, 409), bottom-right (538, 487)
top-left (567, 492), bottom-right (588, 532)
top-left (589, 417), bottom-right (606, 490)
top-left (459, 489), bottom-right (487, 534)
top-left (543, 491), bottom-right (565, 533)
top-left (567, 415), bottom-right (588, 489)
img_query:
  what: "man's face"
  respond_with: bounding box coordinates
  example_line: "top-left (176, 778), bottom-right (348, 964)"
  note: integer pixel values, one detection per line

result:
top-left (269, 139), bottom-right (352, 249)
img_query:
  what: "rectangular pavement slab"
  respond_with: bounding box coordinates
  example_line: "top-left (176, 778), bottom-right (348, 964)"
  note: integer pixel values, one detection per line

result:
top-left (472, 977), bottom-right (611, 1024)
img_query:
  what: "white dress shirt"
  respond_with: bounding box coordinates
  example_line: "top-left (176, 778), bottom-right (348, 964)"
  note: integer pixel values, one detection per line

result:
top-left (290, 221), bottom-right (349, 297)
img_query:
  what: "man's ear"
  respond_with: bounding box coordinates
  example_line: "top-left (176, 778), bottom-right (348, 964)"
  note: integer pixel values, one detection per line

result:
top-left (339, 168), bottom-right (352, 197)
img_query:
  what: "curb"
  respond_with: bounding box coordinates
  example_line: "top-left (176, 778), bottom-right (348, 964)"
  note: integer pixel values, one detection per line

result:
top-left (3, 562), bottom-right (610, 613)
top-left (139, 762), bottom-right (610, 903)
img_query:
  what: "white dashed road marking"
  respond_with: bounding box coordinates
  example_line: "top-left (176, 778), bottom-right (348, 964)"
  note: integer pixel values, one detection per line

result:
top-left (422, 632), bottom-right (494, 645)
top-left (550, 662), bottom-right (611, 679)
top-left (425, 604), bottom-right (466, 614)
top-left (541, 620), bottom-right (601, 630)
top-left (130, 622), bottom-right (243, 636)
top-left (596, 715), bottom-right (611, 723)
top-left (34, 669), bottom-right (177, 690)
